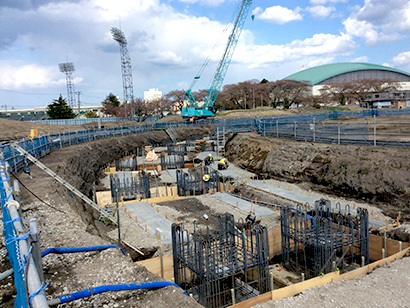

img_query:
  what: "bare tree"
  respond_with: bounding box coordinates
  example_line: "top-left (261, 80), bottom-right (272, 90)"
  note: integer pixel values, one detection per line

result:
top-left (268, 80), bottom-right (311, 108)
top-left (165, 89), bottom-right (186, 112)
top-left (348, 79), bottom-right (399, 104)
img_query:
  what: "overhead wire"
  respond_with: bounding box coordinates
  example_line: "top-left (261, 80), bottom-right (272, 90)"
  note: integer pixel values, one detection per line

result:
top-left (9, 171), bottom-right (67, 214)
top-left (189, 0), bottom-right (242, 91)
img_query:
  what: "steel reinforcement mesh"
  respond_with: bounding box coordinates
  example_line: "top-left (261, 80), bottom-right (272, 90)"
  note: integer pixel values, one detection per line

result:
top-left (176, 166), bottom-right (219, 196)
top-left (172, 213), bottom-right (270, 308)
top-left (110, 172), bottom-right (150, 201)
top-left (280, 199), bottom-right (369, 278)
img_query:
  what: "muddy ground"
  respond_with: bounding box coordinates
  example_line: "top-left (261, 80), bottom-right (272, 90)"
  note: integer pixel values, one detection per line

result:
top-left (1, 116), bottom-right (410, 307)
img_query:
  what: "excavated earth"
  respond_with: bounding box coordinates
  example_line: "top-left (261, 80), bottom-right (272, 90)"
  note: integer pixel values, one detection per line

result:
top-left (1, 118), bottom-right (410, 307)
top-left (226, 132), bottom-right (410, 222)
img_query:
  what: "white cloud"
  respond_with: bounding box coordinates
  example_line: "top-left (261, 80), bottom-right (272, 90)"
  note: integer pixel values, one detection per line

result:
top-left (308, 57), bottom-right (334, 68)
top-left (306, 5), bottom-right (335, 18)
top-left (0, 62), bottom-right (74, 89)
top-left (253, 6), bottom-right (302, 25)
top-left (351, 56), bottom-right (369, 63)
top-left (234, 32), bottom-right (357, 69)
top-left (343, 0), bottom-right (410, 45)
top-left (178, 0), bottom-right (226, 5)
top-left (310, 0), bottom-right (347, 4)
top-left (391, 51), bottom-right (410, 67)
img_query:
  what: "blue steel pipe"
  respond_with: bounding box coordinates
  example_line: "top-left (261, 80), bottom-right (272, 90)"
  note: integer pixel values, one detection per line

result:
top-left (41, 245), bottom-right (126, 258)
top-left (48, 282), bottom-right (187, 305)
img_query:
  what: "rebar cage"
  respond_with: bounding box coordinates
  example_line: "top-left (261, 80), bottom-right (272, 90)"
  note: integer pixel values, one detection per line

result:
top-left (176, 167), bottom-right (219, 196)
top-left (280, 199), bottom-right (369, 278)
top-left (110, 172), bottom-right (150, 201)
top-left (160, 154), bottom-right (185, 170)
top-left (172, 213), bottom-right (270, 308)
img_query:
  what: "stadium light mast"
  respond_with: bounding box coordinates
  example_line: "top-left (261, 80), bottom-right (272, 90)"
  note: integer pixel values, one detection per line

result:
top-left (58, 62), bottom-right (76, 109)
top-left (111, 27), bottom-right (134, 115)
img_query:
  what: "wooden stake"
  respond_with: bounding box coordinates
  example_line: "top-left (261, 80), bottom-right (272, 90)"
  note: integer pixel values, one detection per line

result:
top-left (287, 184), bottom-right (290, 190)
top-left (145, 224), bottom-right (147, 232)
top-left (353, 201), bottom-right (356, 209)
top-left (156, 207), bottom-right (159, 213)
top-left (308, 190), bottom-right (311, 197)
top-left (236, 201), bottom-right (239, 208)
top-left (165, 212), bottom-right (168, 219)
top-left (135, 216), bottom-right (138, 223)
top-left (128, 211), bottom-right (131, 218)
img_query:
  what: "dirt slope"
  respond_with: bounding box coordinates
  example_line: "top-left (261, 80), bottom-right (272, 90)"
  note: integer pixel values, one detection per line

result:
top-left (226, 133), bottom-right (410, 221)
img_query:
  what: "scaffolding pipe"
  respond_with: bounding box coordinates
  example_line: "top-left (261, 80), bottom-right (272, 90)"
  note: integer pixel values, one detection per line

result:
top-left (47, 281), bottom-right (187, 306)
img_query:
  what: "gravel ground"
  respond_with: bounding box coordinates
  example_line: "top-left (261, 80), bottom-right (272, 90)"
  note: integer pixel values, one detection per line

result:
top-left (254, 254), bottom-right (410, 308)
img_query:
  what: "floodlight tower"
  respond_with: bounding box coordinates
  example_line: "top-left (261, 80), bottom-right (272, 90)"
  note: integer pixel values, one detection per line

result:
top-left (59, 62), bottom-right (76, 108)
top-left (111, 27), bottom-right (134, 111)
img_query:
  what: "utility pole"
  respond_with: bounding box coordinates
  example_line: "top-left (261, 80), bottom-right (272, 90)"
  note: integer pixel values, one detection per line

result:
top-left (75, 91), bottom-right (82, 115)
top-left (1, 104), bottom-right (7, 113)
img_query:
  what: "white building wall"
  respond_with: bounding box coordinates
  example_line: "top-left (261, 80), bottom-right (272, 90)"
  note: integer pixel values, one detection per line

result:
top-left (144, 88), bottom-right (162, 102)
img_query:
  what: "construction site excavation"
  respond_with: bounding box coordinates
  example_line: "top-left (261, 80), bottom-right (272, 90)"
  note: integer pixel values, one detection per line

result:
top-left (2, 115), bottom-right (410, 308)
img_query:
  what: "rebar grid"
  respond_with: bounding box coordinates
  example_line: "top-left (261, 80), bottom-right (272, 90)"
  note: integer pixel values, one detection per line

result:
top-left (172, 213), bottom-right (270, 308)
top-left (176, 167), bottom-right (219, 196)
top-left (160, 154), bottom-right (184, 170)
top-left (110, 172), bottom-right (150, 201)
top-left (281, 199), bottom-right (369, 278)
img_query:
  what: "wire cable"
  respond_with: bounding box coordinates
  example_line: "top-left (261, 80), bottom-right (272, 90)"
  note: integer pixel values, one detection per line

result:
top-left (9, 171), bottom-right (67, 214)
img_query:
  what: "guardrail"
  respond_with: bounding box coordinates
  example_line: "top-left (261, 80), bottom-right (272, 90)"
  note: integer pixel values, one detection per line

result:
top-left (257, 109), bottom-right (410, 148)
top-left (1, 160), bottom-right (49, 307)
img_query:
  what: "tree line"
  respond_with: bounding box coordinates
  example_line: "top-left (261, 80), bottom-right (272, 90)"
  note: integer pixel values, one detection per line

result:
top-left (47, 78), bottom-right (398, 120)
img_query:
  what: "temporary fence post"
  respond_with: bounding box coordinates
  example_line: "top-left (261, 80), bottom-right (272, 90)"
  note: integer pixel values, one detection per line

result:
top-left (29, 218), bottom-right (44, 282)
top-left (116, 192), bottom-right (121, 247)
top-left (313, 118), bottom-right (316, 142)
top-left (338, 122), bottom-right (341, 145)
top-left (294, 121), bottom-right (297, 140)
top-left (160, 246), bottom-right (164, 278)
top-left (276, 120), bottom-right (279, 138)
top-left (373, 114), bottom-right (376, 146)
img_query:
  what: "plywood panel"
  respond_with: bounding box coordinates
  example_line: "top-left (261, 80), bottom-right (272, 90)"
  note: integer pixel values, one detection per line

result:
top-left (268, 227), bottom-right (281, 258)
top-left (137, 254), bottom-right (174, 281)
top-left (96, 191), bottom-right (112, 207)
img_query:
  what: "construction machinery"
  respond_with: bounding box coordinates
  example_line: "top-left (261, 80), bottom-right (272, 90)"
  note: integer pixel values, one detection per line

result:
top-left (182, 0), bottom-right (253, 120)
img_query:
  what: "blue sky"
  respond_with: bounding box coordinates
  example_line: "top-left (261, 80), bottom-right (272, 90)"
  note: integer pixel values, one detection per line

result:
top-left (0, 0), bottom-right (410, 109)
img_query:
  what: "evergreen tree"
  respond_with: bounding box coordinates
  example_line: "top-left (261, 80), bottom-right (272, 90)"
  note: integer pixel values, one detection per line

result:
top-left (47, 95), bottom-right (76, 119)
